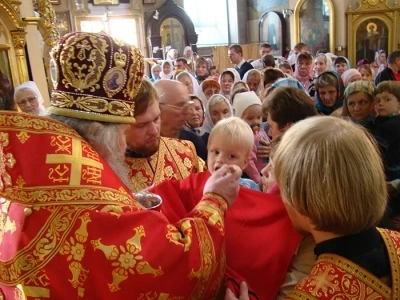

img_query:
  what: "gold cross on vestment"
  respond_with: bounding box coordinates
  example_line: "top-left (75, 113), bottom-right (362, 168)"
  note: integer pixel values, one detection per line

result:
top-left (46, 138), bottom-right (104, 185)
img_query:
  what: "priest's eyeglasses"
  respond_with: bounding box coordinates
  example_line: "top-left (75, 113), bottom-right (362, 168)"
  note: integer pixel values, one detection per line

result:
top-left (17, 96), bottom-right (37, 107)
top-left (160, 100), bottom-right (194, 110)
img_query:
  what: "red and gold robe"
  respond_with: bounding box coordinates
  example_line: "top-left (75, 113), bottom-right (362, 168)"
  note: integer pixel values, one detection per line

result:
top-left (285, 228), bottom-right (400, 300)
top-left (0, 112), bottom-right (227, 299)
top-left (149, 171), bottom-right (302, 299)
top-left (125, 137), bottom-right (205, 192)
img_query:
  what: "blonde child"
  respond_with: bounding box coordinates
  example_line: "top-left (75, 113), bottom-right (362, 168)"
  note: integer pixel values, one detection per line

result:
top-left (373, 81), bottom-right (400, 183)
top-left (233, 91), bottom-right (269, 183)
top-left (208, 117), bottom-right (260, 190)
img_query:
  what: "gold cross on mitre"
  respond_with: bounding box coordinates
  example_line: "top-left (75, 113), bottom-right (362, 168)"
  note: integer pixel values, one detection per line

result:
top-left (46, 138), bottom-right (104, 185)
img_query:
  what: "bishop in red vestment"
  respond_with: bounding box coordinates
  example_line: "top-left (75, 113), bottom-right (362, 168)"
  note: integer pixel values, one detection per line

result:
top-left (0, 32), bottom-right (241, 299)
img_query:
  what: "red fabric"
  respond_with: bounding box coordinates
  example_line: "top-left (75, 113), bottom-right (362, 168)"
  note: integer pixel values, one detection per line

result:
top-left (286, 229), bottom-right (400, 299)
top-left (394, 72), bottom-right (400, 81)
top-left (0, 112), bottom-right (227, 299)
top-left (150, 171), bottom-right (302, 299)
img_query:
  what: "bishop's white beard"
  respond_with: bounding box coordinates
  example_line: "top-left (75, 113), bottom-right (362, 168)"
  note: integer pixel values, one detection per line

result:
top-left (105, 152), bottom-right (132, 189)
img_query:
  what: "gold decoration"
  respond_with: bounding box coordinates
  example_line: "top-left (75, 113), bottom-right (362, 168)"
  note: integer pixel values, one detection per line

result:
top-left (194, 200), bottom-right (225, 235)
top-left (0, 1), bottom-right (24, 31)
top-left (22, 17), bottom-right (41, 26)
top-left (60, 35), bottom-right (107, 92)
top-left (188, 219), bottom-right (217, 300)
top-left (15, 176), bottom-right (26, 188)
top-left (0, 206), bottom-right (81, 284)
top-left (16, 131), bottom-right (30, 144)
top-left (23, 207), bottom-right (32, 216)
top-left (46, 138), bottom-right (104, 185)
top-left (36, 0), bottom-right (60, 47)
top-left (91, 226), bottom-right (163, 292)
top-left (10, 31), bottom-right (29, 84)
top-left (60, 213), bottom-right (91, 291)
top-left (0, 132), bottom-right (16, 191)
top-left (50, 93), bottom-right (134, 119)
top-left (1, 186), bottom-right (136, 207)
top-left (166, 220), bottom-right (193, 252)
top-left (0, 112), bottom-right (81, 138)
top-left (124, 46), bottom-right (144, 100)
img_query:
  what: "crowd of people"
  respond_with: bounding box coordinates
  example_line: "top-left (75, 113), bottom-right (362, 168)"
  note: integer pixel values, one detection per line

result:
top-left (1, 31), bottom-right (400, 299)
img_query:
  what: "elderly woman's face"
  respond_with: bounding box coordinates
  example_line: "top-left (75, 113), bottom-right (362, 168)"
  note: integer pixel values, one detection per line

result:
top-left (318, 86), bottom-right (338, 107)
top-left (187, 99), bottom-right (204, 128)
top-left (15, 89), bottom-right (40, 115)
top-left (347, 91), bottom-right (374, 121)
top-left (210, 101), bottom-right (231, 125)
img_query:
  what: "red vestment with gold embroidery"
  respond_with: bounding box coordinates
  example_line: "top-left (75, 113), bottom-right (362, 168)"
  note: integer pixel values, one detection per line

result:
top-left (125, 137), bottom-right (205, 193)
top-left (0, 112), bottom-right (228, 299)
top-left (149, 171), bottom-right (302, 299)
top-left (285, 228), bottom-right (400, 300)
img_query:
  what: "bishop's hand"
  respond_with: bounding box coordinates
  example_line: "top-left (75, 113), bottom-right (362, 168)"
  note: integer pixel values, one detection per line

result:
top-left (203, 164), bottom-right (241, 207)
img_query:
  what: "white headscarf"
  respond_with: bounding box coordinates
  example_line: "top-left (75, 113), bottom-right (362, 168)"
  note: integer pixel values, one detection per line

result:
top-left (242, 69), bottom-right (264, 96)
top-left (314, 53), bottom-right (334, 76)
top-left (160, 60), bottom-right (174, 79)
top-left (200, 94), bottom-right (233, 136)
top-left (14, 81), bottom-right (47, 115)
top-left (218, 68), bottom-right (241, 101)
top-left (176, 71), bottom-right (200, 96)
top-left (151, 64), bottom-right (161, 81)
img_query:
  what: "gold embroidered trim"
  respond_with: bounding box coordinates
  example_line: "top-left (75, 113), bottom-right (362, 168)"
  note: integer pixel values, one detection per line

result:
top-left (0, 186), bottom-right (136, 207)
top-left (0, 132), bottom-right (15, 191)
top-left (0, 206), bottom-right (85, 284)
top-left (48, 98), bottom-right (135, 125)
top-left (316, 253), bottom-right (391, 298)
top-left (203, 193), bottom-right (228, 213)
top-left (285, 290), bottom-right (318, 300)
top-left (195, 200), bottom-right (225, 235)
top-left (188, 218), bottom-right (217, 300)
top-left (378, 228), bottom-right (400, 299)
top-left (0, 112), bottom-right (81, 137)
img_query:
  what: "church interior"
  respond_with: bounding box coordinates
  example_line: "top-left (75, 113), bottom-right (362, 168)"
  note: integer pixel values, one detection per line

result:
top-left (0, 0), bottom-right (399, 108)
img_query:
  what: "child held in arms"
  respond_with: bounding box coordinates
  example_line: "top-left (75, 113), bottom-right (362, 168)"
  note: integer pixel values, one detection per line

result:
top-left (207, 117), bottom-right (261, 190)
top-left (233, 91), bottom-right (269, 185)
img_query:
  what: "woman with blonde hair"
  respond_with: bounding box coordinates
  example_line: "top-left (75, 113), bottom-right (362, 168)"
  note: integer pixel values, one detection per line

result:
top-left (273, 116), bottom-right (398, 299)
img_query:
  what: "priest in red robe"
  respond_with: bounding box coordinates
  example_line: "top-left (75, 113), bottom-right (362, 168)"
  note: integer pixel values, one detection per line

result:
top-left (124, 81), bottom-right (205, 192)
